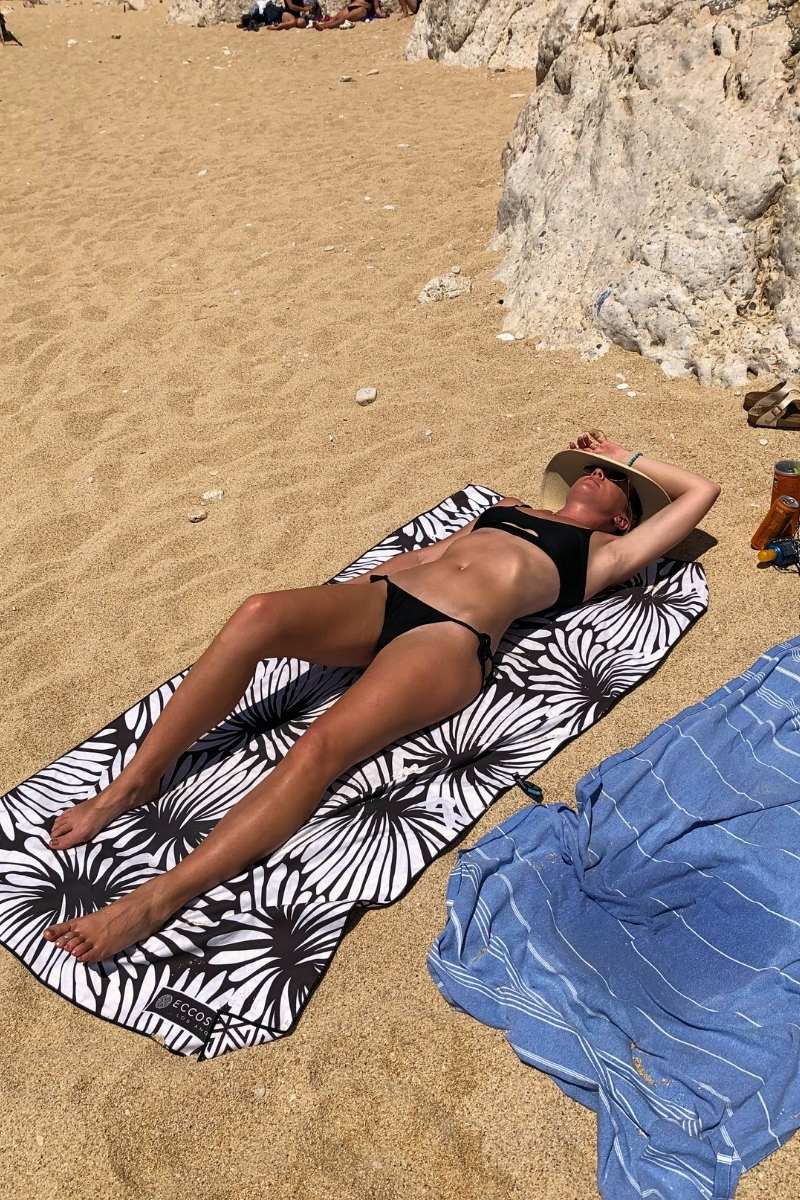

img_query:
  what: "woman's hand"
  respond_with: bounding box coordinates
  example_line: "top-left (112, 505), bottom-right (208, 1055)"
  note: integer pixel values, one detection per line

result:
top-left (569, 430), bottom-right (629, 461)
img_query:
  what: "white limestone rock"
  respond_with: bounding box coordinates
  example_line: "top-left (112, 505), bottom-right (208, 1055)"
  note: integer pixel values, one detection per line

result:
top-left (418, 271), bottom-right (473, 302)
top-left (406, 0), bottom-right (549, 69)
top-left (409, 0), bottom-right (800, 386)
top-left (168, 0), bottom-right (243, 22)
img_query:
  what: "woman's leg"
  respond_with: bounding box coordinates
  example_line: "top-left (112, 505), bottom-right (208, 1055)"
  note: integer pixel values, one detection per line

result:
top-left (314, 8), bottom-right (354, 27)
top-left (266, 13), bottom-right (304, 27)
top-left (48, 584), bottom-right (387, 851)
top-left (43, 622), bottom-right (483, 962)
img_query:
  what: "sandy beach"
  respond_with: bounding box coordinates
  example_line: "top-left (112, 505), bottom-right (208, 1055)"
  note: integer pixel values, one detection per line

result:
top-left (2, 4), bottom-right (800, 1196)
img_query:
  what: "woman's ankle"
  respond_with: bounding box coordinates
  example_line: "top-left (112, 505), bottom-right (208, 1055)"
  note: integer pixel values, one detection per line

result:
top-left (96, 769), bottom-right (159, 813)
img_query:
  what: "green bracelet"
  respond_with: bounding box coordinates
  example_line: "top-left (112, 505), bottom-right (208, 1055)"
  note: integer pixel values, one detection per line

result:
top-left (627, 452), bottom-right (643, 467)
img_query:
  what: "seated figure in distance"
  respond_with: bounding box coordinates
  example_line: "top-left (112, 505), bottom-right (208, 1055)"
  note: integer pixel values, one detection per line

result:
top-left (239, 0), bottom-right (319, 29)
top-left (314, 0), bottom-right (385, 29)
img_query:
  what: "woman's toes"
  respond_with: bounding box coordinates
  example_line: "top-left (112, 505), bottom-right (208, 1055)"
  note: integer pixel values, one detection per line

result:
top-left (51, 827), bottom-right (80, 851)
top-left (49, 821), bottom-right (73, 848)
top-left (43, 921), bottom-right (69, 942)
top-left (59, 932), bottom-right (83, 951)
top-left (77, 944), bottom-right (99, 964)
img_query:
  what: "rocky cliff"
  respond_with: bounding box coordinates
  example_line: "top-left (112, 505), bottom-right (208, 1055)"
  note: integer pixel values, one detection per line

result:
top-left (406, 0), bottom-right (546, 68)
top-left (409, 0), bottom-right (800, 386)
top-left (168, 0), bottom-right (242, 22)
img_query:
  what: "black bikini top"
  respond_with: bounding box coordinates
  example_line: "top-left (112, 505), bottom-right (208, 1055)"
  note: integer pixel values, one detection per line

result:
top-left (472, 505), bottom-right (593, 610)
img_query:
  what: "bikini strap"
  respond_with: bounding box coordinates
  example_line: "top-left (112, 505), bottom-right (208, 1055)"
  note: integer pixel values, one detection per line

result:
top-left (448, 619), bottom-right (494, 681)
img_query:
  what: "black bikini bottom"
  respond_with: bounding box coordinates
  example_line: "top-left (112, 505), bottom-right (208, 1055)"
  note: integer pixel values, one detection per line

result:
top-left (369, 575), bottom-right (495, 685)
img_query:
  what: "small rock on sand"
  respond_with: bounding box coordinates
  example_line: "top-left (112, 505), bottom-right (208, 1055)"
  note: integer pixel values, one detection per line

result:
top-left (200, 487), bottom-right (224, 502)
top-left (355, 386), bottom-right (377, 405)
top-left (187, 509), bottom-right (208, 523)
top-left (496, 332), bottom-right (515, 342)
top-left (322, 244), bottom-right (335, 252)
top-left (339, 75), bottom-right (353, 83)
top-left (367, 69), bottom-right (379, 75)
top-left (418, 272), bottom-right (472, 303)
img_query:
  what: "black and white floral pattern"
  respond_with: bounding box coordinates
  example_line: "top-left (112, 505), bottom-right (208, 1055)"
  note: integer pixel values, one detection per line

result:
top-left (0, 485), bottom-right (708, 1059)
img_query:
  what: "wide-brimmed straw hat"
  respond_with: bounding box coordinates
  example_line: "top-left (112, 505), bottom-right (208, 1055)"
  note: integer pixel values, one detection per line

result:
top-left (540, 450), bottom-right (671, 522)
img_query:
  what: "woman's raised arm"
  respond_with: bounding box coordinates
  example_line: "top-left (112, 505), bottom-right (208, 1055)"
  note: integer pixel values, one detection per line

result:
top-left (579, 432), bottom-right (720, 583)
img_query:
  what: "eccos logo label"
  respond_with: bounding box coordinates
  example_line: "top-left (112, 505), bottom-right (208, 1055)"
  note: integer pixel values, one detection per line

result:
top-left (146, 988), bottom-right (218, 1040)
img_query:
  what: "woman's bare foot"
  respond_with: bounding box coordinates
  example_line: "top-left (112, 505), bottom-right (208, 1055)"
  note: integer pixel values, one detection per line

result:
top-left (48, 776), bottom-right (157, 851)
top-left (42, 884), bottom-right (173, 963)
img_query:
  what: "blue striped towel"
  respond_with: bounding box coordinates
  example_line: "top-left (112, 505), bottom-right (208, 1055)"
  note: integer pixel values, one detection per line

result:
top-left (429, 637), bottom-right (800, 1199)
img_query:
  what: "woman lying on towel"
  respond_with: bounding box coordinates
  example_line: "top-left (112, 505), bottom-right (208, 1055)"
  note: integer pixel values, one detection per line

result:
top-left (43, 430), bottom-right (719, 962)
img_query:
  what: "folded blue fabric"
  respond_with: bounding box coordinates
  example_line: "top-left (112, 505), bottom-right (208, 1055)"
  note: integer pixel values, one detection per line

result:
top-left (429, 637), bottom-right (800, 1200)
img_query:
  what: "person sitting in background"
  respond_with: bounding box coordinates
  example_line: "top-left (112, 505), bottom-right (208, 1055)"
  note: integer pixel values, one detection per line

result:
top-left (239, 0), bottom-right (318, 29)
top-left (314, 0), bottom-right (384, 28)
top-left (397, 0), bottom-right (419, 14)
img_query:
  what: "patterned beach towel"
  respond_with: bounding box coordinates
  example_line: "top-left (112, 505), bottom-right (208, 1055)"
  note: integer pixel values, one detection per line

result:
top-left (0, 485), bottom-right (706, 1059)
top-left (429, 637), bottom-right (800, 1200)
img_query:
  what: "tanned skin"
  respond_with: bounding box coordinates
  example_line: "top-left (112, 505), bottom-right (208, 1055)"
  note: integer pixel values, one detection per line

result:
top-left (42, 430), bottom-right (719, 963)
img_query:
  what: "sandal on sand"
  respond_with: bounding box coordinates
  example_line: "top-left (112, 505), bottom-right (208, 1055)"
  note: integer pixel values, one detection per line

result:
top-left (747, 388), bottom-right (800, 429)
top-left (744, 380), bottom-right (791, 414)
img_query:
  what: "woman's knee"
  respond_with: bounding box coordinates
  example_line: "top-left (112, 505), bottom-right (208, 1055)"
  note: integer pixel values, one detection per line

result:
top-left (226, 593), bottom-right (288, 648)
top-left (235, 591), bottom-right (277, 621)
top-left (289, 717), bottom-right (352, 781)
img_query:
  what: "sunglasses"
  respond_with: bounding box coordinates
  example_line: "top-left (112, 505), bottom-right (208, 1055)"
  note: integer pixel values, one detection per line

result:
top-left (581, 464), bottom-right (629, 487)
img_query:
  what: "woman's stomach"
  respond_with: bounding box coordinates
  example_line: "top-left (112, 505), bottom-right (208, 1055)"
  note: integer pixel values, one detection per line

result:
top-left (389, 531), bottom-right (561, 638)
